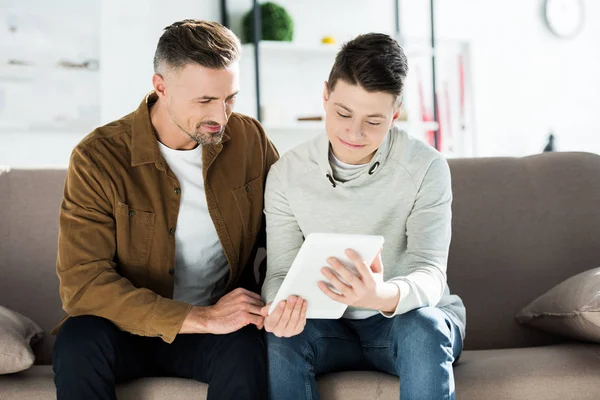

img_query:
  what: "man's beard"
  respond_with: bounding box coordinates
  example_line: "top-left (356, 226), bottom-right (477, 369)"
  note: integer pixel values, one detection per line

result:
top-left (187, 123), bottom-right (224, 146)
top-left (168, 108), bottom-right (224, 146)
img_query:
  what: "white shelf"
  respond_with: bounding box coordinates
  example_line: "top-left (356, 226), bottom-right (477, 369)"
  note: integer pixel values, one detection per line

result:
top-left (242, 41), bottom-right (339, 57)
top-left (263, 121), bottom-right (324, 132)
top-left (242, 41), bottom-right (434, 59)
top-left (262, 121), bottom-right (439, 133)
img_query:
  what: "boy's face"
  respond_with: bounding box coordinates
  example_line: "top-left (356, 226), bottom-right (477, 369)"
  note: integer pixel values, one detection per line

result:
top-left (323, 80), bottom-right (401, 165)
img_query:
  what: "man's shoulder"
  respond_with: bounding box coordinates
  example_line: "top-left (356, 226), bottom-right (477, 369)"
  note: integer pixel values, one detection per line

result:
top-left (226, 113), bottom-right (263, 140)
top-left (70, 113), bottom-right (135, 168)
top-left (76, 112), bottom-right (134, 154)
top-left (225, 113), bottom-right (275, 158)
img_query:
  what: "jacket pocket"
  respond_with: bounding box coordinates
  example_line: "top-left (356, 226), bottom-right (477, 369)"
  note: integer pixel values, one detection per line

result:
top-left (232, 176), bottom-right (264, 239)
top-left (115, 202), bottom-right (156, 267)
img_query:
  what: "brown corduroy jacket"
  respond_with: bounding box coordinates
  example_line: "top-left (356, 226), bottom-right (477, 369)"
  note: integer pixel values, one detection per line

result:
top-left (54, 92), bottom-right (279, 343)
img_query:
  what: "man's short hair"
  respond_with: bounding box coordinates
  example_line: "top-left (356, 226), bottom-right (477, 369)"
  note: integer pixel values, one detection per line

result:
top-left (153, 19), bottom-right (241, 74)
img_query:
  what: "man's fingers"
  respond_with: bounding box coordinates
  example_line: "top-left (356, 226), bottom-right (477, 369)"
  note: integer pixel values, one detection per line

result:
top-left (231, 288), bottom-right (263, 301)
top-left (243, 296), bottom-right (266, 307)
top-left (256, 320), bottom-right (264, 330)
top-left (244, 303), bottom-right (264, 316)
top-left (260, 303), bottom-right (271, 317)
top-left (229, 293), bottom-right (264, 308)
top-left (245, 312), bottom-right (264, 329)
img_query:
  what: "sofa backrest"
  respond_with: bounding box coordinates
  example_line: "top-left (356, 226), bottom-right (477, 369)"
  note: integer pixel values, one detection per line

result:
top-left (0, 167), bottom-right (66, 365)
top-left (447, 152), bottom-right (600, 349)
top-left (1, 152), bottom-right (600, 365)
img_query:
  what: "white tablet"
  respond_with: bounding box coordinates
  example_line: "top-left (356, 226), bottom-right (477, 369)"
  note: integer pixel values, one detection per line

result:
top-left (268, 233), bottom-right (385, 319)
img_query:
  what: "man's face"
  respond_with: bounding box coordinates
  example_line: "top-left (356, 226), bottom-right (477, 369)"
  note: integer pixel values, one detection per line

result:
top-left (323, 80), bottom-right (400, 165)
top-left (156, 62), bottom-right (240, 146)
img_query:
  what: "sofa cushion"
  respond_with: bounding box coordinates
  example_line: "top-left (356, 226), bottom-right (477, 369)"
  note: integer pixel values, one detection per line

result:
top-left (317, 344), bottom-right (600, 400)
top-left (0, 366), bottom-right (210, 400)
top-left (454, 343), bottom-right (600, 400)
top-left (0, 306), bottom-right (43, 374)
top-left (1, 344), bottom-right (599, 400)
top-left (515, 267), bottom-right (600, 342)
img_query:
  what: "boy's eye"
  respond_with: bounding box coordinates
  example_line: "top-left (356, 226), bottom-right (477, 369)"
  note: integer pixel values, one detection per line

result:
top-left (337, 112), bottom-right (351, 118)
top-left (367, 121), bottom-right (380, 126)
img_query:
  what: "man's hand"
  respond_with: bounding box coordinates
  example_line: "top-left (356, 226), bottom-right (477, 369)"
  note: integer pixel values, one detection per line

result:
top-left (180, 288), bottom-right (265, 335)
top-left (260, 296), bottom-right (307, 338)
top-left (318, 249), bottom-right (400, 313)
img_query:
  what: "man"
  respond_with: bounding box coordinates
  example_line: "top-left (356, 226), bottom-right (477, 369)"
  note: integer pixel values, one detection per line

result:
top-left (52, 20), bottom-right (278, 400)
top-left (261, 33), bottom-right (466, 399)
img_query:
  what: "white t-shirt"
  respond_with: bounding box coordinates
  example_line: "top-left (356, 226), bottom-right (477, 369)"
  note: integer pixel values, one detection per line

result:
top-left (158, 141), bottom-right (229, 306)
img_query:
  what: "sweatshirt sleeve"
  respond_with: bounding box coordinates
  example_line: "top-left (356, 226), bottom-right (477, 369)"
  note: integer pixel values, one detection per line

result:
top-left (382, 158), bottom-right (453, 317)
top-left (261, 164), bottom-right (304, 304)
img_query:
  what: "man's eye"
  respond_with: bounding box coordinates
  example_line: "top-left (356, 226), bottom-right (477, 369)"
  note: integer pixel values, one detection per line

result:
top-left (337, 112), bottom-right (351, 118)
top-left (199, 100), bottom-right (211, 104)
top-left (367, 121), bottom-right (380, 126)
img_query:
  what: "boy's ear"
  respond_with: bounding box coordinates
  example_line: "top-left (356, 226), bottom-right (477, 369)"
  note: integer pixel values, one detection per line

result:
top-left (322, 81), bottom-right (330, 110)
top-left (391, 101), bottom-right (403, 126)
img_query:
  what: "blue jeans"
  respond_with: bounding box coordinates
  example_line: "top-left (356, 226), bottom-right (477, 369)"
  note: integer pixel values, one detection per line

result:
top-left (267, 307), bottom-right (463, 400)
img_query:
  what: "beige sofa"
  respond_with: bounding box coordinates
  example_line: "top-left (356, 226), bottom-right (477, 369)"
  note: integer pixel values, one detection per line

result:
top-left (1, 152), bottom-right (600, 399)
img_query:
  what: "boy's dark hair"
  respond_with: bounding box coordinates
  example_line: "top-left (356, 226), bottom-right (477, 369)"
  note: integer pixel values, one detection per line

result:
top-left (327, 33), bottom-right (408, 102)
top-left (153, 19), bottom-right (241, 74)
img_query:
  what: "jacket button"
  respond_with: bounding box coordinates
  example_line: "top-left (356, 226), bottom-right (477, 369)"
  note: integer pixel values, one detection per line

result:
top-left (174, 188), bottom-right (181, 195)
top-left (168, 268), bottom-right (175, 276)
top-left (246, 185), bottom-right (251, 193)
top-left (128, 210), bottom-right (136, 217)
top-left (169, 227), bottom-right (176, 236)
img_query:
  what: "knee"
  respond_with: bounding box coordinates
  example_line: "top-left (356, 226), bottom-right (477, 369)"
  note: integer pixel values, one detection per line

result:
top-left (266, 329), bottom-right (304, 351)
top-left (266, 322), bottom-right (322, 374)
top-left (393, 308), bottom-right (453, 351)
top-left (223, 326), bottom-right (267, 366)
top-left (53, 316), bottom-right (117, 368)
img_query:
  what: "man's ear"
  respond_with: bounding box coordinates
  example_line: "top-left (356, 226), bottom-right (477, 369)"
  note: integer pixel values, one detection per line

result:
top-left (152, 73), bottom-right (167, 98)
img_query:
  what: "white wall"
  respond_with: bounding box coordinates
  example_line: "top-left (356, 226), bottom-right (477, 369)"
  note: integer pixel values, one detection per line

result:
top-left (100, 0), bottom-right (221, 123)
top-left (0, 0), bottom-right (220, 167)
top-left (230, 0), bottom-right (600, 157)
top-left (425, 0), bottom-right (600, 156)
top-left (1, 0), bottom-right (599, 166)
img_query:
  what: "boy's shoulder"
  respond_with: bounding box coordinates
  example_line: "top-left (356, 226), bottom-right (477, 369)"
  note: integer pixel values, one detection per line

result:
top-left (269, 133), bottom-right (324, 178)
top-left (390, 127), bottom-right (448, 177)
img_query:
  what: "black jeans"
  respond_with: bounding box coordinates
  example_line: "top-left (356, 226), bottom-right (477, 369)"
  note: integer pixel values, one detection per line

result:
top-left (53, 315), bottom-right (267, 400)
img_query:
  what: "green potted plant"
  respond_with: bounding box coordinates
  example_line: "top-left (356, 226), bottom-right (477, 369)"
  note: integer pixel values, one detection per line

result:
top-left (242, 2), bottom-right (294, 43)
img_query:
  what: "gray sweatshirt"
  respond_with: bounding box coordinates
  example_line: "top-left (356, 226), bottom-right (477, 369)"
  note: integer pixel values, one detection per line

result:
top-left (262, 127), bottom-right (466, 339)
